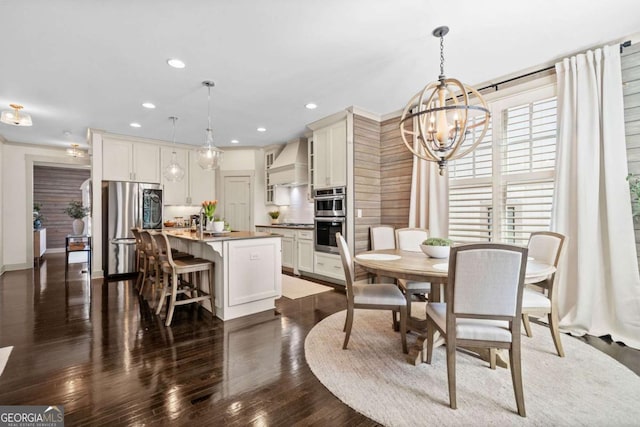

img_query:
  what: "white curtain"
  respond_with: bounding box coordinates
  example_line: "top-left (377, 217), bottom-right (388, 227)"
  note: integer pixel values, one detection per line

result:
top-left (553, 45), bottom-right (640, 349)
top-left (408, 124), bottom-right (448, 237)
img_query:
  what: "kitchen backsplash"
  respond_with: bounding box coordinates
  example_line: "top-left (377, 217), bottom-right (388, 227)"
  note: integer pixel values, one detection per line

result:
top-left (276, 185), bottom-right (314, 224)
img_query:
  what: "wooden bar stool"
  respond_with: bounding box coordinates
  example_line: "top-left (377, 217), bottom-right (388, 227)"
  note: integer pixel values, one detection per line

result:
top-left (131, 228), bottom-right (145, 291)
top-left (152, 232), bottom-right (215, 326)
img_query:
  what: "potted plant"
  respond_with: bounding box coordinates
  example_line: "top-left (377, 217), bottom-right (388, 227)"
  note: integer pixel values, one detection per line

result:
top-left (420, 237), bottom-right (453, 258)
top-left (212, 216), bottom-right (225, 233)
top-left (269, 210), bottom-right (280, 224)
top-left (627, 173), bottom-right (640, 221)
top-left (64, 200), bottom-right (90, 235)
top-left (202, 200), bottom-right (218, 230)
top-left (33, 202), bottom-right (44, 230)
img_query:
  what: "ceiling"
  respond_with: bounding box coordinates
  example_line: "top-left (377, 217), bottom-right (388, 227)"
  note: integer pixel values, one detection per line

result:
top-left (1, 0), bottom-right (639, 151)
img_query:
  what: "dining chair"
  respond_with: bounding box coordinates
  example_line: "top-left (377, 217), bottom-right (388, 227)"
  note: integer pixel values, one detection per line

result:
top-left (425, 243), bottom-right (528, 417)
top-left (153, 232), bottom-right (215, 326)
top-left (395, 228), bottom-right (431, 317)
top-left (370, 225), bottom-right (396, 250)
top-left (521, 231), bottom-right (566, 357)
top-left (336, 232), bottom-right (407, 354)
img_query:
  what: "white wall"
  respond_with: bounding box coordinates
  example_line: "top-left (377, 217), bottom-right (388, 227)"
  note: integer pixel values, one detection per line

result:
top-left (1, 143), bottom-right (89, 270)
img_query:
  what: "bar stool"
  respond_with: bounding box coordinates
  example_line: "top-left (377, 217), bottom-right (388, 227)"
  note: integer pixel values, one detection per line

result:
top-left (152, 232), bottom-right (215, 326)
top-left (139, 230), bottom-right (193, 298)
top-left (131, 228), bottom-right (144, 291)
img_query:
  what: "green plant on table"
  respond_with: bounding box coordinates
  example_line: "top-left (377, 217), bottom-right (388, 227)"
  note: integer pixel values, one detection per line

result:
top-left (268, 210), bottom-right (280, 219)
top-left (64, 200), bottom-right (89, 219)
top-left (423, 237), bottom-right (452, 246)
top-left (202, 200), bottom-right (218, 221)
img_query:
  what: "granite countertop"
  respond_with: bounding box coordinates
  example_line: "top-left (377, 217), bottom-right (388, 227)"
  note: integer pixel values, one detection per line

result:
top-left (164, 229), bottom-right (274, 242)
top-left (256, 223), bottom-right (314, 230)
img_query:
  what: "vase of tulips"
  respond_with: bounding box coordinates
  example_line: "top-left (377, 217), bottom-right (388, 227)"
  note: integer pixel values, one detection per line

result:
top-left (202, 200), bottom-right (217, 230)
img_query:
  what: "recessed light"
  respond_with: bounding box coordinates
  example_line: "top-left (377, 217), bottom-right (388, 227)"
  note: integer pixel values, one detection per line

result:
top-left (167, 58), bottom-right (185, 69)
top-left (142, 102), bottom-right (156, 109)
top-left (305, 103), bottom-right (318, 110)
top-left (231, 139), bottom-right (239, 144)
top-left (130, 122), bottom-right (141, 128)
top-left (257, 127), bottom-right (266, 132)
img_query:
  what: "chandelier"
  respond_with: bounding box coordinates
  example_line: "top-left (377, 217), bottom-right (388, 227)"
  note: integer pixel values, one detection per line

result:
top-left (400, 26), bottom-right (490, 175)
top-left (197, 81), bottom-right (223, 170)
top-left (1, 104), bottom-right (32, 126)
top-left (163, 116), bottom-right (185, 182)
top-left (66, 144), bottom-right (86, 158)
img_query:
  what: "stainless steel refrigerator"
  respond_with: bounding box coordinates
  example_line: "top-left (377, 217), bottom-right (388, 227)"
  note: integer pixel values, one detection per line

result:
top-left (102, 181), bottom-right (163, 277)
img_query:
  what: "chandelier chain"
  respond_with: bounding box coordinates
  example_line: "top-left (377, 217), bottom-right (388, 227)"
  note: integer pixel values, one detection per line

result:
top-left (439, 34), bottom-right (445, 77)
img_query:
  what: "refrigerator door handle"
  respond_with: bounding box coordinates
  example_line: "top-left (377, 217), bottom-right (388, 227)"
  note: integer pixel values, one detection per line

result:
top-left (110, 238), bottom-right (136, 245)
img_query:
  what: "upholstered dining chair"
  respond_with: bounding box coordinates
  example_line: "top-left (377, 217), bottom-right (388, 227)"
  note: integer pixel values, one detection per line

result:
top-left (369, 225), bottom-right (396, 283)
top-left (521, 231), bottom-right (566, 357)
top-left (152, 232), bottom-right (215, 326)
top-left (425, 243), bottom-right (528, 417)
top-left (336, 233), bottom-right (407, 354)
top-left (395, 228), bottom-right (431, 317)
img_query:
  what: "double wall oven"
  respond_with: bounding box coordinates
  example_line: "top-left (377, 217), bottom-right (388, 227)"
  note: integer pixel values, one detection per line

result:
top-left (314, 187), bottom-right (346, 253)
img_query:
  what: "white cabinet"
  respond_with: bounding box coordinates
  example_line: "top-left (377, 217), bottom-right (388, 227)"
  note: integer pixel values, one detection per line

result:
top-left (314, 251), bottom-right (344, 281)
top-left (297, 230), bottom-right (314, 273)
top-left (279, 228), bottom-right (295, 270)
top-left (265, 146), bottom-right (284, 205)
top-left (161, 147), bottom-right (216, 205)
top-left (103, 138), bottom-right (160, 183)
top-left (313, 119), bottom-right (346, 189)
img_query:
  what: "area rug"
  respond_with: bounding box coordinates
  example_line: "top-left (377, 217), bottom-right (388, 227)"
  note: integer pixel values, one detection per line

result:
top-left (305, 308), bottom-right (640, 426)
top-left (0, 346), bottom-right (13, 377)
top-left (281, 275), bottom-right (333, 299)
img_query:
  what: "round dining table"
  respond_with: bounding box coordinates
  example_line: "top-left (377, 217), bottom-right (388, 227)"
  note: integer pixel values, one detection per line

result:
top-left (354, 248), bottom-right (556, 366)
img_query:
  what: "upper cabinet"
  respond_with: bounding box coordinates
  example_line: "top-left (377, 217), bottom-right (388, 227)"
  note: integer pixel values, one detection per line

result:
top-left (161, 146), bottom-right (216, 205)
top-left (312, 119), bottom-right (346, 189)
top-left (103, 138), bottom-right (160, 183)
top-left (265, 146), bottom-right (284, 205)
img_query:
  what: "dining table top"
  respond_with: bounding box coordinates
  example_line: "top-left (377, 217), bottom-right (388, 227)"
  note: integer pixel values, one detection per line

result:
top-left (354, 248), bottom-right (556, 285)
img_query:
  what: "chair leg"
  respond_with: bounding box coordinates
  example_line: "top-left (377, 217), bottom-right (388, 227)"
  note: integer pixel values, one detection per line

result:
top-left (139, 257), bottom-right (148, 296)
top-left (509, 342), bottom-right (526, 417)
top-left (155, 269), bottom-right (169, 315)
top-left (165, 271), bottom-right (179, 326)
top-left (489, 348), bottom-right (497, 370)
top-left (392, 311), bottom-right (399, 331)
top-left (399, 305), bottom-right (407, 354)
top-left (342, 307), bottom-right (354, 350)
top-left (406, 292), bottom-right (413, 318)
top-left (446, 338), bottom-right (457, 410)
top-left (426, 318), bottom-right (434, 364)
top-left (522, 314), bottom-right (532, 337)
top-left (208, 264), bottom-right (215, 317)
top-left (548, 308), bottom-right (565, 357)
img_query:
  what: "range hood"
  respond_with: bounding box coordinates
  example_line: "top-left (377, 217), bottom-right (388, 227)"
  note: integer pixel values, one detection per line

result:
top-left (269, 137), bottom-right (308, 186)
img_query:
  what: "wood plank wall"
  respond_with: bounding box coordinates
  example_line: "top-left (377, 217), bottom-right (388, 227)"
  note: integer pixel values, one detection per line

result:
top-left (380, 116), bottom-right (413, 229)
top-left (623, 43), bottom-right (640, 270)
top-left (353, 115), bottom-right (382, 254)
top-left (34, 166), bottom-right (90, 250)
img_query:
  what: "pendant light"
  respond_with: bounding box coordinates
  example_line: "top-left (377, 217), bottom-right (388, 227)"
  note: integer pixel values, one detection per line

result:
top-left (399, 26), bottom-right (490, 175)
top-left (163, 116), bottom-right (185, 182)
top-left (1, 104), bottom-right (32, 126)
top-left (197, 80), bottom-right (223, 170)
top-left (66, 144), bottom-right (86, 158)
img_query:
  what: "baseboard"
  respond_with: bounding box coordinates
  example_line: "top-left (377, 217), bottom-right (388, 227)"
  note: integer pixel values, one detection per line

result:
top-left (46, 248), bottom-right (65, 254)
top-left (3, 263), bottom-right (32, 272)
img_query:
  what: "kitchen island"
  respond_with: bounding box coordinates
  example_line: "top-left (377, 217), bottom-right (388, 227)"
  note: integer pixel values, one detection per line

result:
top-left (164, 229), bottom-right (282, 321)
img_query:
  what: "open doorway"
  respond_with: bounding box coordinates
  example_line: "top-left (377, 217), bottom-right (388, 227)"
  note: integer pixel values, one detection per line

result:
top-left (33, 166), bottom-right (91, 253)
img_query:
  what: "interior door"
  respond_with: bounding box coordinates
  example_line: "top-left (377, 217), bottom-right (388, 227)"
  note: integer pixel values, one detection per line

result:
top-left (223, 176), bottom-right (252, 231)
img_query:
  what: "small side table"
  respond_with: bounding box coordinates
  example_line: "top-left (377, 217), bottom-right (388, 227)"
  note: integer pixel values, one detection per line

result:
top-left (65, 235), bottom-right (92, 282)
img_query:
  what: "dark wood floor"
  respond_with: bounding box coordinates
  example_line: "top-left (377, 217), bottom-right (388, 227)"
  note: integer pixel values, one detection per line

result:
top-left (0, 253), bottom-right (638, 426)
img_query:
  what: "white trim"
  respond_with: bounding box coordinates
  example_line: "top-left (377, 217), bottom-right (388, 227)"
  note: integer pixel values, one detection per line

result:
top-left (47, 248), bottom-right (65, 254)
top-left (381, 109), bottom-right (403, 122)
top-left (348, 106), bottom-right (381, 122)
top-left (3, 263), bottom-right (31, 272)
top-left (306, 110), bottom-right (348, 131)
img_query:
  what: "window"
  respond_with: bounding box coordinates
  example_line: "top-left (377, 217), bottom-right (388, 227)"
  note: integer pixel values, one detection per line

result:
top-left (448, 85), bottom-right (557, 245)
